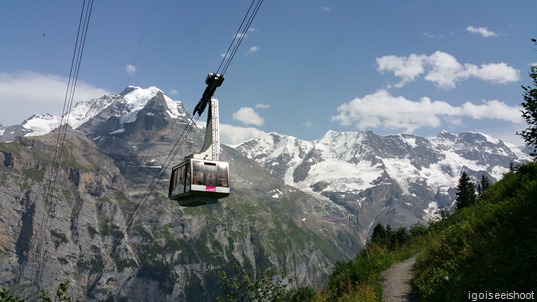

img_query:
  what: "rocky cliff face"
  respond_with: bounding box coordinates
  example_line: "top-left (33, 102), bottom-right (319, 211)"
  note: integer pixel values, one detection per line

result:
top-left (0, 87), bottom-right (360, 301)
top-left (0, 129), bottom-right (131, 298)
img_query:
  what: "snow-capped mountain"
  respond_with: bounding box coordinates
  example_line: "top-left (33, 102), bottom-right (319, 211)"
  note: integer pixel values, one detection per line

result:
top-left (0, 86), bottom-right (186, 142)
top-left (1, 86), bottom-right (530, 228)
top-left (0, 114), bottom-right (58, 142)
top-left (2, 86), bottom-right (530, 227)
top-left (0, 87), bottom-right (360, 300)
top-left (235, 130), bottom-right (530, 226)
top-left (0, 86), bottom-right (532, 300)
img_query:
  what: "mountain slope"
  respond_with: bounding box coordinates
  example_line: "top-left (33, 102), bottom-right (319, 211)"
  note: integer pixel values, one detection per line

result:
top-left (0, 86), bottom-right (531, 300)
top-left (0, 87), bottom-right (360, 301)
top-left (414, 162), bottom-right (537, 301)
top-left (235, 129), bottom-right (530, 238)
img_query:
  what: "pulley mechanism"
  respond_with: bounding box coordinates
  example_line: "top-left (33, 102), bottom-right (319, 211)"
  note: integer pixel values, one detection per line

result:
top-left (193, 73), bottom-right (224, 117)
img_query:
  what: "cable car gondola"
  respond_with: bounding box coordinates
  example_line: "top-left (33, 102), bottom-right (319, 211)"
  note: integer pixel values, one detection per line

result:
top-left (169, 157), bottom-right (229, 207)
top-left (169, 73), bottom-right (230, 207)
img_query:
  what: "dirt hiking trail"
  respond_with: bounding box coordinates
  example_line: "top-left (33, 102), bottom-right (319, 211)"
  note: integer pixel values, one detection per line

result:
top-left (381, 255), bottom-right (418, 302)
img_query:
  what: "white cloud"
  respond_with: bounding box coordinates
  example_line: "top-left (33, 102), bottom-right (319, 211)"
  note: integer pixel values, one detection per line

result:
top-left (376, 53), bottom-right (427, 88)
top-left (168, 89), bottom-right (179, 95)
top-left (220, 124), bottom-right (268, 146)
top-left (423, 32), bottom-right (445, 39)
top-left (422, 51), bottom-right (465, 88)
top-left (376, 51), bottom-right (519, 89)
top-left (235, 32), bottom-right (247, 39)
top-left (233, 28), bottom-right (256, 40)
top-left (0, 71), bottom-right (109, 126)
top-left (232, 107), bottom-right (264, 126)
top-left (125, 64), bottom-right (136, 75)
top-left (321, 6), bottom-right (333, 12)
top-left (246, 46), bottom-right (259, 56)
top-left (303, 121), bottom-right (314, 129)
top-left (256, 103), bottom-right (270, 109)
top-left (461, 100), bottom-right (522, 122)
top-left (331, 90), bottom-right (523, 133)
top-left (466, 62), bottom-right (520, 84)
top-left (466, 26), bottom-right (498, 38)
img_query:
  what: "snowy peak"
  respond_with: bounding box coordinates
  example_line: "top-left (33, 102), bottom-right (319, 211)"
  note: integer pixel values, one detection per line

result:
top-left (236, 132), bottom-right (313, 183)
top-left (119, 86), bottom-right (186, 123)
top-left (22, 113), bottom-right (62, 137)
top-left (235, 129), bottom-right (530, 226)
top-left (0, 86), bottom-right (187, 141)
top-left (315, 130), bottom-right (375, 162)
top-left (76, 86), bottom-right (186, 130)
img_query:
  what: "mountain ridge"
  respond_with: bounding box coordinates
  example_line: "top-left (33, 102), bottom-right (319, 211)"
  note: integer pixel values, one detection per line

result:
top-left (1, 86), bottom-right (530, 231)
top-left (234, 124), bottom-right (530, 229)
top-left (0, 86), bottom-right (531, 300)
top-left (0, 87), bottom-right (362, 300)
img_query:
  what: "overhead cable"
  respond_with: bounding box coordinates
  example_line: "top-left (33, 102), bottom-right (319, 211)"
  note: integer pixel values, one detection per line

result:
top-left (85, 114), bottom-right (201, 298)
top-left (33, 0), bottom-right (94, 288)
top-left (126, 0), bottom-right (157, 87)
top-left (216, 0), bottom-right (264, 75)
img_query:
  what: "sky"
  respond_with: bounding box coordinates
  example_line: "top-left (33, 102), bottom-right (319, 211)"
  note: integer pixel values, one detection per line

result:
top-left (1, 1), bottom-right (536, 145)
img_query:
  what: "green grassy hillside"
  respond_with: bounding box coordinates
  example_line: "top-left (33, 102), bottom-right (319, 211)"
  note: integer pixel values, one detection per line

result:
top-left (414, 162), bottom-right (537, 301)
top-left (312, 162), bottom-right (537, 302)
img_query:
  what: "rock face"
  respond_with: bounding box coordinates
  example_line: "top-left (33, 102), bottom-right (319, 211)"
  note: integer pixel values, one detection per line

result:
top-left (0, 87), bottom-right (359, 301)
top-left (0, 86), bottom-right (530, 301)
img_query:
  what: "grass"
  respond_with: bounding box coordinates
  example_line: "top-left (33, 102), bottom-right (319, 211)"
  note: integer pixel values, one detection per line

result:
top-left (413, 163), bottom-right (537, 301)
top-left (0, 142), bottom-right (22, 157)
top-left (312, 235), bottom-right (424, 302)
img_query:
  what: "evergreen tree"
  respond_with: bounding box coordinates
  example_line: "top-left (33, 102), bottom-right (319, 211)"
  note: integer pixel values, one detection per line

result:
top-left (477, 175), bottom-right (491, 196)
top-left (371, 223), bottom-right (387, 244)
top-left (509, 161), bottom-right (516, 172)
top-left (390, 227), bottom-right (411, 249)
top-left (517, 39), bottom-right (537, 158)
top-left (456, 171), bottom-right (476, 209)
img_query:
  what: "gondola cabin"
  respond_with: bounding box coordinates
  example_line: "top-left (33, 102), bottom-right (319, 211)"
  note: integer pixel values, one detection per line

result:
top-left (169, 74), bottom-right (229, 207)
top-left (169, 157), bottom-right (230, 207)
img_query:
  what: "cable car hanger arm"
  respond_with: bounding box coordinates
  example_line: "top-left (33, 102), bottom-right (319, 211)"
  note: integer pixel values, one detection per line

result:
top-left (193, 73), bottom-right (224, 116)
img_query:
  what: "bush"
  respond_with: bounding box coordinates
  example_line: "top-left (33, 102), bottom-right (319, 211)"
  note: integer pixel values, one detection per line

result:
top-left (217, 265), bottom-right (291, 302)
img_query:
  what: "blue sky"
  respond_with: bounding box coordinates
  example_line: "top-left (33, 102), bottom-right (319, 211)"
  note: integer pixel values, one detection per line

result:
top-left (1, 1), bottom-right (536, 144)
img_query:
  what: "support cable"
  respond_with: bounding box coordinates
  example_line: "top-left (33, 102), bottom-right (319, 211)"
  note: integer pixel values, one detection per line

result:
top-left (216, 0), bottom-right (264, 76)
top-left (126, 0), bottom-right (157, 87)
top-left (85, 114), bottom-right (200, 297)
top-left (84, 0), bottom-right (265, 296)
top-left (31, 0), bottom-right (94, 288)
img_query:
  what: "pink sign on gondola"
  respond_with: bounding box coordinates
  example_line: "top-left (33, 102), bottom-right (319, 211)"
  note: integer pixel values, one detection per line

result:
top-left (206, 186), bottom-right (217, 192)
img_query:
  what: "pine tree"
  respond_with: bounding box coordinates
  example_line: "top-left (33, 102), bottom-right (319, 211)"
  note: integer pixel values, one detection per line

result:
top-left (509, 162), bottom-right (516, 172)
top-left (371, 223), bottom-right (387, 242)
top-left (517, 39), bottom-right (537, 158)
top-left (456, 171), bottom-right (476, 209)
top-left (477, 175), bottom-right (491, 196)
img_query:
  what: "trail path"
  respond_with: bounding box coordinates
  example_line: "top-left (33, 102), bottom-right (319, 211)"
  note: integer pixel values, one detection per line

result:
top-left (381, 255), bottom-right (418, 302)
